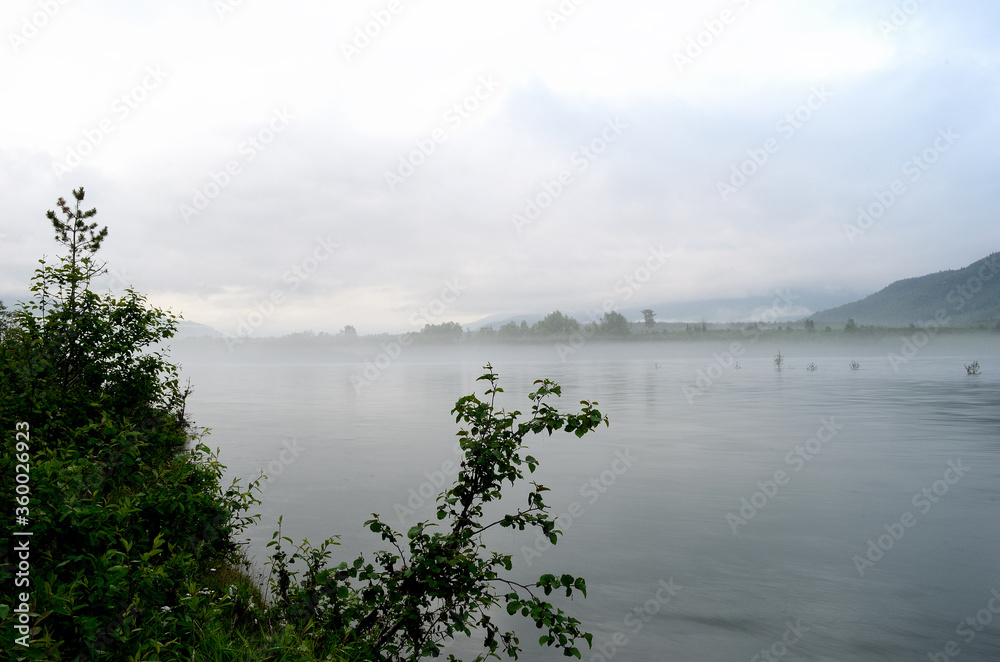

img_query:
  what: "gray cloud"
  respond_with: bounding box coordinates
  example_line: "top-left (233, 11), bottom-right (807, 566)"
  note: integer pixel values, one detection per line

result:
top-left (2, 0), bottom-right (998, 334)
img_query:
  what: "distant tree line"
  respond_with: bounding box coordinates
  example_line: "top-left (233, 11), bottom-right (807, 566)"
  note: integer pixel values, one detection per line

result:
top-left (481, 310), bottom-right (633, 338)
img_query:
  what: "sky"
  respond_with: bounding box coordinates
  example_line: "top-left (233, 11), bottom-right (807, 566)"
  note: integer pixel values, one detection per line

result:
top-left (1, 0), bottom-right (998, 336)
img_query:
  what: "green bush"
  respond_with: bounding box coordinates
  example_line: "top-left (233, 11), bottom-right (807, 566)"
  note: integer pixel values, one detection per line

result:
top-left (0, 189), bottom-right (259, 660)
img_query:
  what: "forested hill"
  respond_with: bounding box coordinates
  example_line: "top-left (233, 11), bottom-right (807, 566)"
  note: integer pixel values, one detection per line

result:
top-left (810, 252), bottom-right (1000, 327)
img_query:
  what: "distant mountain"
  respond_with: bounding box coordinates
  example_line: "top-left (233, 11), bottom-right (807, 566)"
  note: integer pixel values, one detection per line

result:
top-left (810, 252), bottom-right (1000, 326)
top-left (614, 290), bottom-right (858, 324)
top-left (173, 320), bottom-right (224, 338)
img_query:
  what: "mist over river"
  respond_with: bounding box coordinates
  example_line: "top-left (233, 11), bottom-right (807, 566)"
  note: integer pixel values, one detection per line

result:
top-left (173, 336), bottom-right (1000, 661)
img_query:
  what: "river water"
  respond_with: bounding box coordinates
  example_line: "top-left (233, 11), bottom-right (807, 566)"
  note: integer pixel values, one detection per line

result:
top-left (175, 336), bottom-right (1000, 661)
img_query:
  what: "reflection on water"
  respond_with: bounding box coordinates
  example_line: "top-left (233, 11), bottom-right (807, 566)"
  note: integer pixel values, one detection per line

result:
top-left (177, 340), bottom-right (1000, 661)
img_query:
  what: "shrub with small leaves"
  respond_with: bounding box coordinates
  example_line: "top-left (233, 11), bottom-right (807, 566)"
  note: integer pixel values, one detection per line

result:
top-left (267, 365), bottom-right (609, 661)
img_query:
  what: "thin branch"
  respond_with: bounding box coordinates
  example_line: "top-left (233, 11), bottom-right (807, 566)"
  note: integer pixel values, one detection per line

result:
top-left (473, 505), bottom-right (544, 536)
top-left (487, 577), bottom-right (538, 600)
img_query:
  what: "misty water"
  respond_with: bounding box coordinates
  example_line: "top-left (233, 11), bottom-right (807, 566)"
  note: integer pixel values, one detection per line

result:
top-left (175, 337), bottom-right (1000, 661)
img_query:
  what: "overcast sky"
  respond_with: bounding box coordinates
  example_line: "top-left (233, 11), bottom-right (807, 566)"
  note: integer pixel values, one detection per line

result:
top-left (2, 0), bottom-right (998, 335)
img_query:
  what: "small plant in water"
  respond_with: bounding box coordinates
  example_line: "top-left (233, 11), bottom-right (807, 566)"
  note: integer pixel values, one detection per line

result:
top-left (806, 362), bottom-right (817, 371)
top-left (774, 351), bottom-right (784, 370)
top-left (965, 361), bottom-right (981, 375)
top-left (849, 361), bottom-right (860, 371)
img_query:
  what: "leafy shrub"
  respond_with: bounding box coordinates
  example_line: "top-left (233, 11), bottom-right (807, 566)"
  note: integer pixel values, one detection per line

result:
top-left (266, 365), bottom-right (607, 660)
top-left (0, 189), bottom-right (259, 660)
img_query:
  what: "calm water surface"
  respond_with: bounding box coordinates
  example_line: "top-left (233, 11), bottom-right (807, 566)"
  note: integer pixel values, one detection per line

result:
top-left (176, 339), bottom-right (1000, 661)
